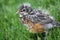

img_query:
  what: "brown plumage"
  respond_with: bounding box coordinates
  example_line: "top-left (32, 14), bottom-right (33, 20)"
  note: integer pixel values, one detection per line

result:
top-left (16, 3), bottom-right (60, 40)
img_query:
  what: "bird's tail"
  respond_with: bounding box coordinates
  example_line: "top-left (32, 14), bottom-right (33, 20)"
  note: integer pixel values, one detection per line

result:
top-left (53, 22), bottom-right (60, 27)
top-left (55, 22), bottom-right (60, 27)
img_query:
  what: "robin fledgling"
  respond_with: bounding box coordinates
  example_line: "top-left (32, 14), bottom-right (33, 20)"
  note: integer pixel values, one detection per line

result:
top-left (16, 3), bottom-right (60, 40)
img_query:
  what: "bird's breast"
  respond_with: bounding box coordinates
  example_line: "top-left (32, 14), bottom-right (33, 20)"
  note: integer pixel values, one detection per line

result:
top-left (20, 17), bottom-right (45, 33)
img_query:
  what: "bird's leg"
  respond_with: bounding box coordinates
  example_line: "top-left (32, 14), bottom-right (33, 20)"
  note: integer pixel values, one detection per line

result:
top-left (38, 32), bottom-right (48, 40)
top-left (30, 33), bottom-right (37, 40)
top-left (40, 36), bottom-right (46, 40)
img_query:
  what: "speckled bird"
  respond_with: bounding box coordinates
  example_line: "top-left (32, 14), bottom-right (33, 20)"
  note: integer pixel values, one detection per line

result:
top-left (16, 3), bottom-right (60, 40)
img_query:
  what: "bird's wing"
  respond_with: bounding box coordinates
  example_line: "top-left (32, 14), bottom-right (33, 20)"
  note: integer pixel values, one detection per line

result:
top-left (24, 13), bottom-right (54, 24)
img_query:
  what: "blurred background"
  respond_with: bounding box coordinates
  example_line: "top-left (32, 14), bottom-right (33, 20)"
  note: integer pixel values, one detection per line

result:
top-left (0, 0), bottom-right (60, 40)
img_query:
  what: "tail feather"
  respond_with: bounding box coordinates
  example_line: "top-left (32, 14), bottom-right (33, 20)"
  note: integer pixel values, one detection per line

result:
top-left (55, 22), bottom-right (60, 27)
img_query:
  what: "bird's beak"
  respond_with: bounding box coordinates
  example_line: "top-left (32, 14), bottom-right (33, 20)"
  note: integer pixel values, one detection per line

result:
top-left (16, 10), bottom-right (19, 14)
top-left (16, 10), bottom-right (24, 14)
top-left (16, 10), bottom-right (28, 15)
top-left (16, 10), bottom-right (23, 17)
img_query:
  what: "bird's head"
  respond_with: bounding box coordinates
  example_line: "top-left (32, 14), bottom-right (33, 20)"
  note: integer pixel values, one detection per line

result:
top-left (16, 3), bottom-right (33, 17)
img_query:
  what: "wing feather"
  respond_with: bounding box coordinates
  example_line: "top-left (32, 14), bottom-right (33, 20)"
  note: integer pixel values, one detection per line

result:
top-left (23, 10), bottom-right (54, 24)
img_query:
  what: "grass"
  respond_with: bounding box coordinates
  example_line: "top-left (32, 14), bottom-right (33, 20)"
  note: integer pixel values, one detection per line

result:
top-left (0, 0), bottom-right (60, 40)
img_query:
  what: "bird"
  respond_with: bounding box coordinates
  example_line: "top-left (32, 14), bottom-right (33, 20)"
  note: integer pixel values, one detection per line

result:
top-left (16, 3), bottom-right (60, 40)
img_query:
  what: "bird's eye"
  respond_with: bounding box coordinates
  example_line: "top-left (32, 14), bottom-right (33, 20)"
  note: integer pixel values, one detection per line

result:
top-left (23, 9), bottom-right (25, 11)
top-left (22, 8), bottom-right (26, 12)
